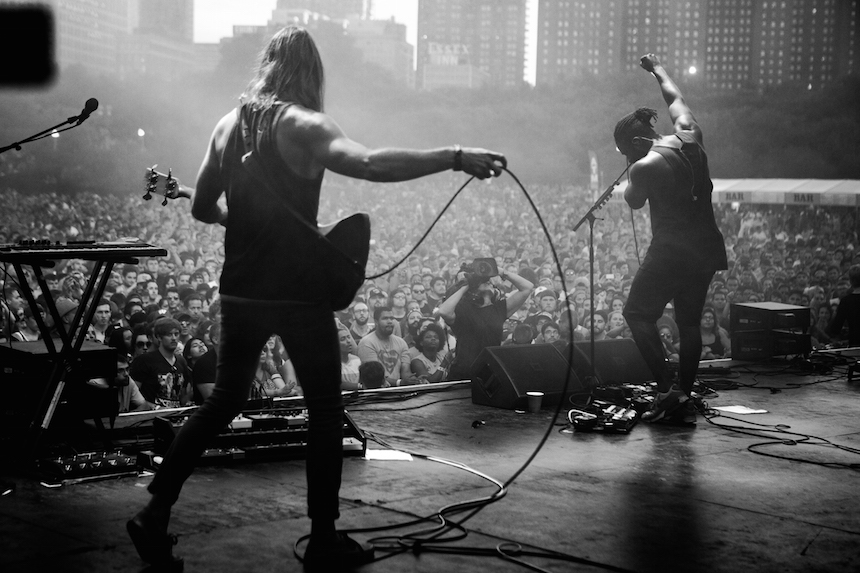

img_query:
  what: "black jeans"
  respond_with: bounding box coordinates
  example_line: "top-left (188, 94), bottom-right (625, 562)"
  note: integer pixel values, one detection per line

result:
top-left (148, 297), bottom-right (343, 522)
top-left (623, 266), bottom-right (714, 394)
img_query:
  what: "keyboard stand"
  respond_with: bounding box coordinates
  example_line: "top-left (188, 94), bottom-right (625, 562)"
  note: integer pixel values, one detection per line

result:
top-left (1, 244), bottom-right (166, 457)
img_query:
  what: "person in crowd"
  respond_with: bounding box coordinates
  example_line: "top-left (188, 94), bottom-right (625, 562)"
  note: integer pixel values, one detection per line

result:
top-left (192, 322), bottom-right (219, 402)
top-left (810, 304), bottom-right (834, 347)
top-left (128, 317), bottom-right (192, 409)
top-left (252, 346), bottom-right (298, 399)
top-left (699, 306), bottom-right (731, 359)
top-left (438, 266), bottom-right (533, 380)
top-left (86, 298), bottom-right (113, 343)
top-left (410, 323), bottom-right (448, 383)
top-left (357, 306), bottom-right (419, 387)
top-left (126, 25), bottom-right (506, 572)
top-left (107, 326), bottom-right (135, 357)
top-left (426, 276), bottom-right (448, 311)
top-left (358, 361), bottom-right (387, 390)
top-left (11, 304), bottom-right (43, 341)
top-left (338, 326), bottom-right (361, 391)
top-left (388, 289), bottom-right (409, 321)
top-left (504, 322), bottom-right (536, 345)
top-left (540, 321), bottom-right (562, 345)
top-left (605, 310), bottom-right (627, 339)
top-left (410, 283), bottom-right (433, 315)
top-left (267, 334), bottom-right (300, 391)
top-left (584, 310), bottom-right (608, 341)
top-left (658, 325), bottom-right (680, 362)
top-left (131, 324), bottom-right (152, 360)
top-left (400, 309), bottom-right (424, 347)
top-left (614, 54), bottom-right (727, 423)
top-left (118, 265), bottom-right (139, 296)
top-left (348, 301), bottom-right (373, 344)
top-left (182, 337), bottom-right (210, 404)
top-left (182, 293), bottom-right (206, 335)
top-left (86, 352), bottom-right (151, 413)
top-left (163, 287), bottom-right (182, 317)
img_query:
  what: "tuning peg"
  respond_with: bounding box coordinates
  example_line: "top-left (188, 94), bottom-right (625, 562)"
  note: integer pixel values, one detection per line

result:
top-left (162, 196), bottom-right (169, 206)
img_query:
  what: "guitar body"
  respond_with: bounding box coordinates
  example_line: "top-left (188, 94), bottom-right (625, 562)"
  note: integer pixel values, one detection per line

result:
top-left (319, 213), bottom-right (371, 270)
top-left (144, 165), bottom-right (371, 310)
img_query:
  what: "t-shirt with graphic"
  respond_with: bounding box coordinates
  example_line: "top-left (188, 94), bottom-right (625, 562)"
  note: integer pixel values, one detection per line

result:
top-left (356, 331), bottom-right (410, 386)
top-left (129, 350), bottom-right (191, 408)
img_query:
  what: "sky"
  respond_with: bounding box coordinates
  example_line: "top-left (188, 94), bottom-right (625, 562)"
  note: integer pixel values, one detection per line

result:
top-left (193, 0), bottom-right (538, 84)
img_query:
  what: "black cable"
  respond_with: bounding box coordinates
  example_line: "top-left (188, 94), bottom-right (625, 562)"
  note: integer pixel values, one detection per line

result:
top-left (699, 408), bottom-right (860, 469)
top-left (307, 167), bottom-right (628, 572)
top-left (365, 175), bottom-right (475, 281)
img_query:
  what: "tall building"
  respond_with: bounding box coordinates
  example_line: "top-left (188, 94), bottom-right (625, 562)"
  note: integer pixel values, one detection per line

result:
top-left (132, 0), bottom-right (193, 43)
top-left (535, 0), bottom-right (859, 91)
top-left (417, 0), bottom-right (527, 90)
top-left (42, 0), bottom-right (132, 77)
top-left (273, 0), bottom-right (369, 21)
top-left (349, 19), bottom-right (415, 88)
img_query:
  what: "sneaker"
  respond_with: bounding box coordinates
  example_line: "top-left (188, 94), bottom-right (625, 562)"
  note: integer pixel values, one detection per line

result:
top-left (303, 532), bottom-right (375, 572)
top-left (126, 517), bottom-right (183, 569)
top-left (660, 400), bottom-right (697, 425)
top-left (641, 385), bottom-right (687, 423)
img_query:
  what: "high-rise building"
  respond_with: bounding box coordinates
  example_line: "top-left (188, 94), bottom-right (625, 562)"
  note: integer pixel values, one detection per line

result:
top-left (133, 0), bottom-right (193, 43)
top-left (37, 0), bottom-right (133, 76)
top-left (535, 0), bottom-right (859, 91)
top-left (417, 0), bottom-right (527, 90)
top-left (274, 0), bottom-right (370, 21)
top-left (349, 19), bottom-right (415, 88)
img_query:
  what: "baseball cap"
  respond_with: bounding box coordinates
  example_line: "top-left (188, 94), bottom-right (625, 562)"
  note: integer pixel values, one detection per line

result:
top-left (368, 288), bottom-right (386, 298)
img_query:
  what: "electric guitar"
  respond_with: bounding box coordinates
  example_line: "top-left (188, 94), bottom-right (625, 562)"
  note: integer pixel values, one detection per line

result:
top-left (142, 166), bottom-right (370, 272)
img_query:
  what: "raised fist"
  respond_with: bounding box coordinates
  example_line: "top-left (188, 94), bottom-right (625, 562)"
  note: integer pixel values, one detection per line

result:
top-left (640, 53), bottom-right (661, 72)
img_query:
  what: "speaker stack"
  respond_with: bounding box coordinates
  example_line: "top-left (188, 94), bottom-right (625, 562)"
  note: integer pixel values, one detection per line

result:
top-left (730, 302), bottom-right (811, 360)
top-left (469, 339), bottom-right (652, 411)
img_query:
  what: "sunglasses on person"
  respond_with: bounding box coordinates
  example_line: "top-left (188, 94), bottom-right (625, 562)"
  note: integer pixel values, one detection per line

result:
top-left (136, 340), bottom-right (152, 349)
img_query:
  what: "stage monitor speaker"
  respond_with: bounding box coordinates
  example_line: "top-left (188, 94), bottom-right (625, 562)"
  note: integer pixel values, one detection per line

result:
top-left (573, 338), bottom-right (652, 385)
top-left (470, 344), bottom-right (587, 411)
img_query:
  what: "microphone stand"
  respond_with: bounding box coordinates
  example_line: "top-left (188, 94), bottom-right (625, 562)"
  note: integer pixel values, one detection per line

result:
top-left (0, 113), bottom-right (89, 155)
top-left (571, 164), bottom-right (630, 387)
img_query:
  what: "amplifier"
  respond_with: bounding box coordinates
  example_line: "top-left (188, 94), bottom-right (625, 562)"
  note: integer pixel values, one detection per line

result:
top-left (731, 302), bottom-right (810, 334)
top-left (732, 329), bottom-right (812, 360)
top-left (0, 339), bottom-right (116, 380)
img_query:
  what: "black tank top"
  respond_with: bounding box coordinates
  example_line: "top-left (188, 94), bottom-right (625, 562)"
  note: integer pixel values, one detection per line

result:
top-left (219, 102), bottom-right (325, 301)
top-left (641, 132), bottom-right (728, 274)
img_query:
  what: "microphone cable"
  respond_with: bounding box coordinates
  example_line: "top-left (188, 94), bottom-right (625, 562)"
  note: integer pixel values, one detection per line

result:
top-left (330, 167), bottom-right (633, 573)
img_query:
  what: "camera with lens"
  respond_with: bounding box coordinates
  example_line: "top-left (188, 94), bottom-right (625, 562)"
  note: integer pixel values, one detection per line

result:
top-left (460, 258), bottom-right (499, 283)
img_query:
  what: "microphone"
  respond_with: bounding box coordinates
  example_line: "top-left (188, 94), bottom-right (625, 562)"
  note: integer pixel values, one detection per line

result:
top-left (73, 98), bottom-right (99, 125)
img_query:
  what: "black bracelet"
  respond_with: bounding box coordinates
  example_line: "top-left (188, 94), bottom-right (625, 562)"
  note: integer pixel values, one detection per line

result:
top-left (453, 144), bottom-right (463, 171)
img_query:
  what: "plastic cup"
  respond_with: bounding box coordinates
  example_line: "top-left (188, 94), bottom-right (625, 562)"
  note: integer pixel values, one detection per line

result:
top-left (526, 391), bottom-right (544, 413)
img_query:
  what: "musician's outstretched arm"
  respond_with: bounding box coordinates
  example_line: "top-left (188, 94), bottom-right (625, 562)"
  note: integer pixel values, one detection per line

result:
top-left (286, 109), bottom-right (506, 183)
top-left (192, 112), bottom-right (232, 227)
top-left (640, 53), bottom-right (702, 143)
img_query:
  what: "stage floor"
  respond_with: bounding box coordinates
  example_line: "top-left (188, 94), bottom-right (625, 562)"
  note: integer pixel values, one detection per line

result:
top-left (1, 354), bottom-right (859, 573)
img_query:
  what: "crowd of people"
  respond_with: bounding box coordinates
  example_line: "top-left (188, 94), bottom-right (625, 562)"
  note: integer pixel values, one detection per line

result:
top-left (1, 179), bottom-right (859, 404)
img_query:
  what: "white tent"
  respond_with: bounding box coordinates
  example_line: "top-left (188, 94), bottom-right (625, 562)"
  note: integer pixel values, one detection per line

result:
top-left (610, 179), bottom-right (860, 207)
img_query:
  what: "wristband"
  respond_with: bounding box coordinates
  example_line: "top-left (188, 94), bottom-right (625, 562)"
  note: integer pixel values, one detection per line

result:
top-left (453, 144), bottom-right (463, 172)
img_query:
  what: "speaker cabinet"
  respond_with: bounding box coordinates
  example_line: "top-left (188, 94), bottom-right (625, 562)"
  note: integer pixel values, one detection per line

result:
top-left (573, 338), bottom-right (652, 385)
top-left (470, 344), bottom-right (587, 411)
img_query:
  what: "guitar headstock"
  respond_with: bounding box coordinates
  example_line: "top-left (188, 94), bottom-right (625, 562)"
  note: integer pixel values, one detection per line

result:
top-left (144, 165), bottom-right (192, 205)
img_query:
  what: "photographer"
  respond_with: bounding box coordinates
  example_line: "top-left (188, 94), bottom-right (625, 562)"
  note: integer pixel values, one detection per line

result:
top-left (438, 259), bottom-right (533, 380)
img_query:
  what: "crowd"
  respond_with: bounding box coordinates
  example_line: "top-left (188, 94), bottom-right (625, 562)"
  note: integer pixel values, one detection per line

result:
top-left (2, 177), bottom-right (858, 405)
